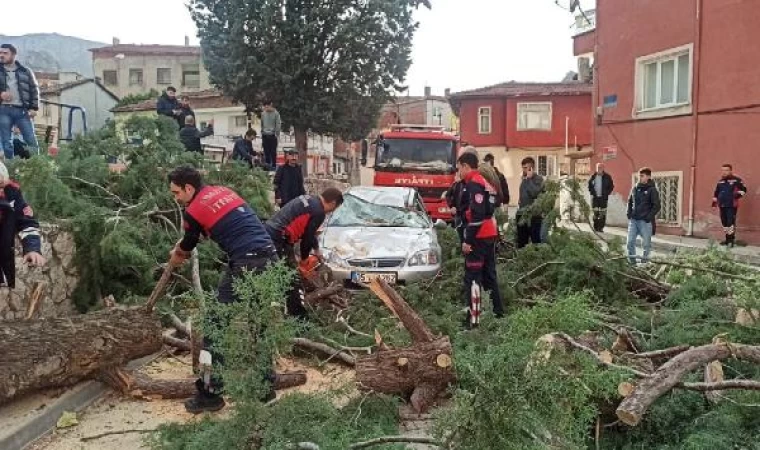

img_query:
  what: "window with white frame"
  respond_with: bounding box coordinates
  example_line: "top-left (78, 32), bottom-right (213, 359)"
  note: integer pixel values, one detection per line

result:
top-left (517, 102), bottom-right (552, 131)
top-left (530, 155), bottom-right (558, 178)
top-left (234, 116), bottom-right (247, 128)
top-left (478, 107), bottom-right (491, 134)
top-left (636, 44), bottom-right (692, 114)
top-left (630, 171), bottom-right (682, 225)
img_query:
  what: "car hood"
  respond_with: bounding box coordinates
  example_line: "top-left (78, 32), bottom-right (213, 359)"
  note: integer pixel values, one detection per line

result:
top-left (320, 226), bottom-right (438, 260)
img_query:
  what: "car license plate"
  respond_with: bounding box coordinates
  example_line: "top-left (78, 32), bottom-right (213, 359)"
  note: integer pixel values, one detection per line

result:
top-left (351, 272), bottom-right (398, 285)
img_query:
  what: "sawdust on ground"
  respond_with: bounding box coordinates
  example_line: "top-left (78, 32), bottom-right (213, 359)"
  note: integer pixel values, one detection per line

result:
top-left (29, 355), bottom-right (356, 450)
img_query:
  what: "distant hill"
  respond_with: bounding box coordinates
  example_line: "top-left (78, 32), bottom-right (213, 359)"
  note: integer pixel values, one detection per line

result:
top-left (0, 33), bottom-right (105, 76)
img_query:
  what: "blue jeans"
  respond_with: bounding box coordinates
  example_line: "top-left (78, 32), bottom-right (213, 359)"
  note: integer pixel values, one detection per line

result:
top-left (627, 219), bottom-right (653, 263)
top-left (0, 106), bottom-right (39, 159)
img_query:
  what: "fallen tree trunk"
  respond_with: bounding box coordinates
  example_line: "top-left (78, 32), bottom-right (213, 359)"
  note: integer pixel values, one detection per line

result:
top-left (356, 279), bottom-right (455, 413)
top-left (617, 342), bottom-right (760, 426)
top-left (0, 307), bottom-right (163, 404)
top-left (102, 368), bottom-right (308, 400)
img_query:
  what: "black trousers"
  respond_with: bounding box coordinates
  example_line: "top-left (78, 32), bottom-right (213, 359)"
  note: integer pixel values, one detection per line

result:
top-left (262, 134), bottom-right (278, 169)
top-left (720, 207), bottom-right (738, 242)
top-left (463, 238), bottom-right (504, 320)
top-left (516, 214), bottom-right (543, 249)
top-left (273, 240), bottom-right (308, 317)
top-left (201, 252), bottom-right (278, 396)
top-left (591, 196), bottom-right (609, 232)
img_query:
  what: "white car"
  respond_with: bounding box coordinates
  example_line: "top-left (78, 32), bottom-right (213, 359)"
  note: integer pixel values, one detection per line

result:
top-left (319, 186), bottom-right (443, 285)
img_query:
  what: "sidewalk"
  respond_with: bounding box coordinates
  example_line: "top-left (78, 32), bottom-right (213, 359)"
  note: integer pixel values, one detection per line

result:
top-left (560, 221), bottom-right (760, 266)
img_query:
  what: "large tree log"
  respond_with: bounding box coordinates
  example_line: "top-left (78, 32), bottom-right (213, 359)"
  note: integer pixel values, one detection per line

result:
top-left (617, 342), bottom-right (760, 426)
top-left (358, 280), bottom-right (455, 413)
top-left (0, 307), bottom-right (162, 404)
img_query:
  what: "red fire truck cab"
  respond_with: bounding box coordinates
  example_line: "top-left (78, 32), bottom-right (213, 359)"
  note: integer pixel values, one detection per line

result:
top-left (373, 124), bottom-right (459, 221)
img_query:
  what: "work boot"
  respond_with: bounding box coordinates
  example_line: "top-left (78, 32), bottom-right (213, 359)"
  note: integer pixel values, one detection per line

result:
top-left (184, 393), bottom-right (225, 414)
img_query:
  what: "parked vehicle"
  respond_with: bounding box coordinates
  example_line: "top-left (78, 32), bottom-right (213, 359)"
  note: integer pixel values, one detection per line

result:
top-left (319, 186), bottom-right (443, 285)
top-left (373, 124), bottom-right (459, 222)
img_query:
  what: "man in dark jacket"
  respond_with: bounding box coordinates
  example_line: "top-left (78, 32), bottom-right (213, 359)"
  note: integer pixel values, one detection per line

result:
top-left (712, 164), bottom-right (748, 247)
top-left (231, 129), bottom-right (257, 167)
top-left (175, 96), bottom-right (195, 130)
top-left (516, 157), bottom-right (545, 248)
top-left (265, 188), bottom-right (343, 316)
top-left (167, 166), bottom-right (278, 414)
top-left (588, 162), bottom-right (615, 232)
top-left (457, 152), bottom-right (504, 328)
top-left (626, 167), bottom-right (661, 264)
top-left (156, 87), bottom-right (182, 124)
top-left (484, 153), bottom-right (510, 206)
top-left (0, 44), bottom-right (40, 159)
top-left (179, 116), bottom-right (213, 153)
top-left (274, 149), bottom-right (306, 207)
top-left (1, 161), bottom-right (45, 288)
top-left (445, 176), bottom-right (466, 243)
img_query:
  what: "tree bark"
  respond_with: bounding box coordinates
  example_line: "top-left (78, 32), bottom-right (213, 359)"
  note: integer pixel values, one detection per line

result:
top-left (616, 343), bottom-right (760, 426)
top-left (0, 307), bottom-right (163, 404)
top-left (294, 127), bottom-right (309, 177)
top-left (358, 279), bottom-right (455, 413)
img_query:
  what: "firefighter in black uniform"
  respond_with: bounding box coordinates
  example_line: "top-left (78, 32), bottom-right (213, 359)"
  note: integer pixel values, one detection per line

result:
top-left (1, 161), bottom-right (45, 288)
top-left (457, 152), bottom-right (504, 328)
top-left (167, 166), bottom-right (278, 414)
top-left (712, 163), bottom-right (748, 247)
top-left (265, 188), bottom-right (344, 316)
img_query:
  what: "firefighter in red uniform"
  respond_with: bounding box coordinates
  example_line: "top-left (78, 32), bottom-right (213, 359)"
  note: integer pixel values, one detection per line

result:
top-left (166, 166), bottom-right (278, 414)
top-left (265, 188), bottom-right (344, 316)
top-left (457, 152), bottom-right (504, 327)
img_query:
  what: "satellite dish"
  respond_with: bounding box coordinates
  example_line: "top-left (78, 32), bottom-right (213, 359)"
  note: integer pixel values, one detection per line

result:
top-left (569, 0), bottom-right (581, 13)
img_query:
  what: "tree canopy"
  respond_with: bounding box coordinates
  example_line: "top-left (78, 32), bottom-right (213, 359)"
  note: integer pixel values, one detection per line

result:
top-left (188, 0), bottom-right (432, 170)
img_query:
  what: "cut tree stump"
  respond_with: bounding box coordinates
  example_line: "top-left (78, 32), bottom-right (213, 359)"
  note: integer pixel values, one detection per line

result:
top-left (0, 307), bottom-right (163, 404)
top-left (356, 279), bottom-right (455, 414)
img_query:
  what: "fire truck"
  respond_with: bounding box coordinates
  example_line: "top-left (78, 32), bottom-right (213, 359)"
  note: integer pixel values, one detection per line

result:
top-left (373, 124), bottom-right (459, 221)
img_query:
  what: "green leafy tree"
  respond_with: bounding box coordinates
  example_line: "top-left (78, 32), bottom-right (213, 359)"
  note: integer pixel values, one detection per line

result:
top-left (188, 0), bottom-right (431, 173)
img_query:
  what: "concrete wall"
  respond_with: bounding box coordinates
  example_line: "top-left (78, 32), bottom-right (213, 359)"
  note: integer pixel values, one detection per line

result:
top-left (60, 82), bottom-right (117, 135)
top-left (594, 0), bottom-right (760, 243)
top-left (0, 225), bottom-right (78, 320)
top-left (94, 54), bottom-right (211, 98)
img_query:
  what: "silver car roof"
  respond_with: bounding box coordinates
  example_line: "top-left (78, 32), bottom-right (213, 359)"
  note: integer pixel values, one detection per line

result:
top-left (345, 186), bottom-right (416, 208)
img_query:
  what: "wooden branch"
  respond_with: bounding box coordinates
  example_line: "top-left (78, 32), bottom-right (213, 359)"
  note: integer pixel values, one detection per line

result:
top-left (81, 428), bottom-right (156, 442)
top-left (680, 379), bottom-right (760, 391)
top-left (291, 337), bottom-right (356, 366)
top-left (145, 262), bottom-right (177, 313)
top-left (553, 333), bottom-right (652, 379)
top-left (305, 284), bottom-right (343, 304)
top-left (336, 314), bottom-right (373, 339)
top-left (625, 345), bottom-right (691, 360)
top-left (191, 249), bottom-right (203, 296)
top-left (162, 330), bottom-right (192, 352)
top-left (349, 435), bottom-right (444, 449)
top-left (168, 313), bottom-right (190, 337)
top-left (617, 342), bottom-right (760, 426)
top-left (369, 279), bottom-right (435, 343)
top-left (273, 371), bottom-right (308, 390)
top-left (649, 259), bottom-right (757, 282)
top-left (24, 281), bottom-right (46, 320)
top-left (511, 261), bottom-right (565, 287)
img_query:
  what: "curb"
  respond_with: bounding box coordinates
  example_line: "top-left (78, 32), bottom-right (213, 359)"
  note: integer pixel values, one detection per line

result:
top-left (1, 353), bottom-right (163, 450)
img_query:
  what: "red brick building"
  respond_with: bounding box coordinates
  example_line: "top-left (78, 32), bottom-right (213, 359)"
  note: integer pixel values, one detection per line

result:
top-left (449, 82), bottom-right (593, 205)
top-left (577, 0), bottom-right (760, 243)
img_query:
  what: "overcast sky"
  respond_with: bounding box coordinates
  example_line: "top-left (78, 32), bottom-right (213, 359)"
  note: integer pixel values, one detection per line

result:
top-left (8, 0), bottom-right (594, 95)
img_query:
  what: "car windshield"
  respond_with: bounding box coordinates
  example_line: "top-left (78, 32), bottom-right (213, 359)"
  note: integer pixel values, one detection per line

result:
top-left (375, 138), bottom-right (455, 172)
top-left (328, 192), bottom-right (431, 228)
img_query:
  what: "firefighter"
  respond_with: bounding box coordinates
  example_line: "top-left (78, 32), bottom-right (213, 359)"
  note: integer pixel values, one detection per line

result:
top-left (457, 152), bottom-right (504, 328)
top-left (166, 166), bottom-right (278, 414)
top-left (1, 160), bottom-right (45, 288)
top-left (713, 163), bottom-right (748, 247)
top-left (265, 188), bottom-right (344, 316)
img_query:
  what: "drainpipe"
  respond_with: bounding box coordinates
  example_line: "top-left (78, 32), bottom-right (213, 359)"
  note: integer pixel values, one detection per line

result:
top-left (565, 116), bottom-right (570, 155)
top-left (687, 0), bottom-right (704, 235)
